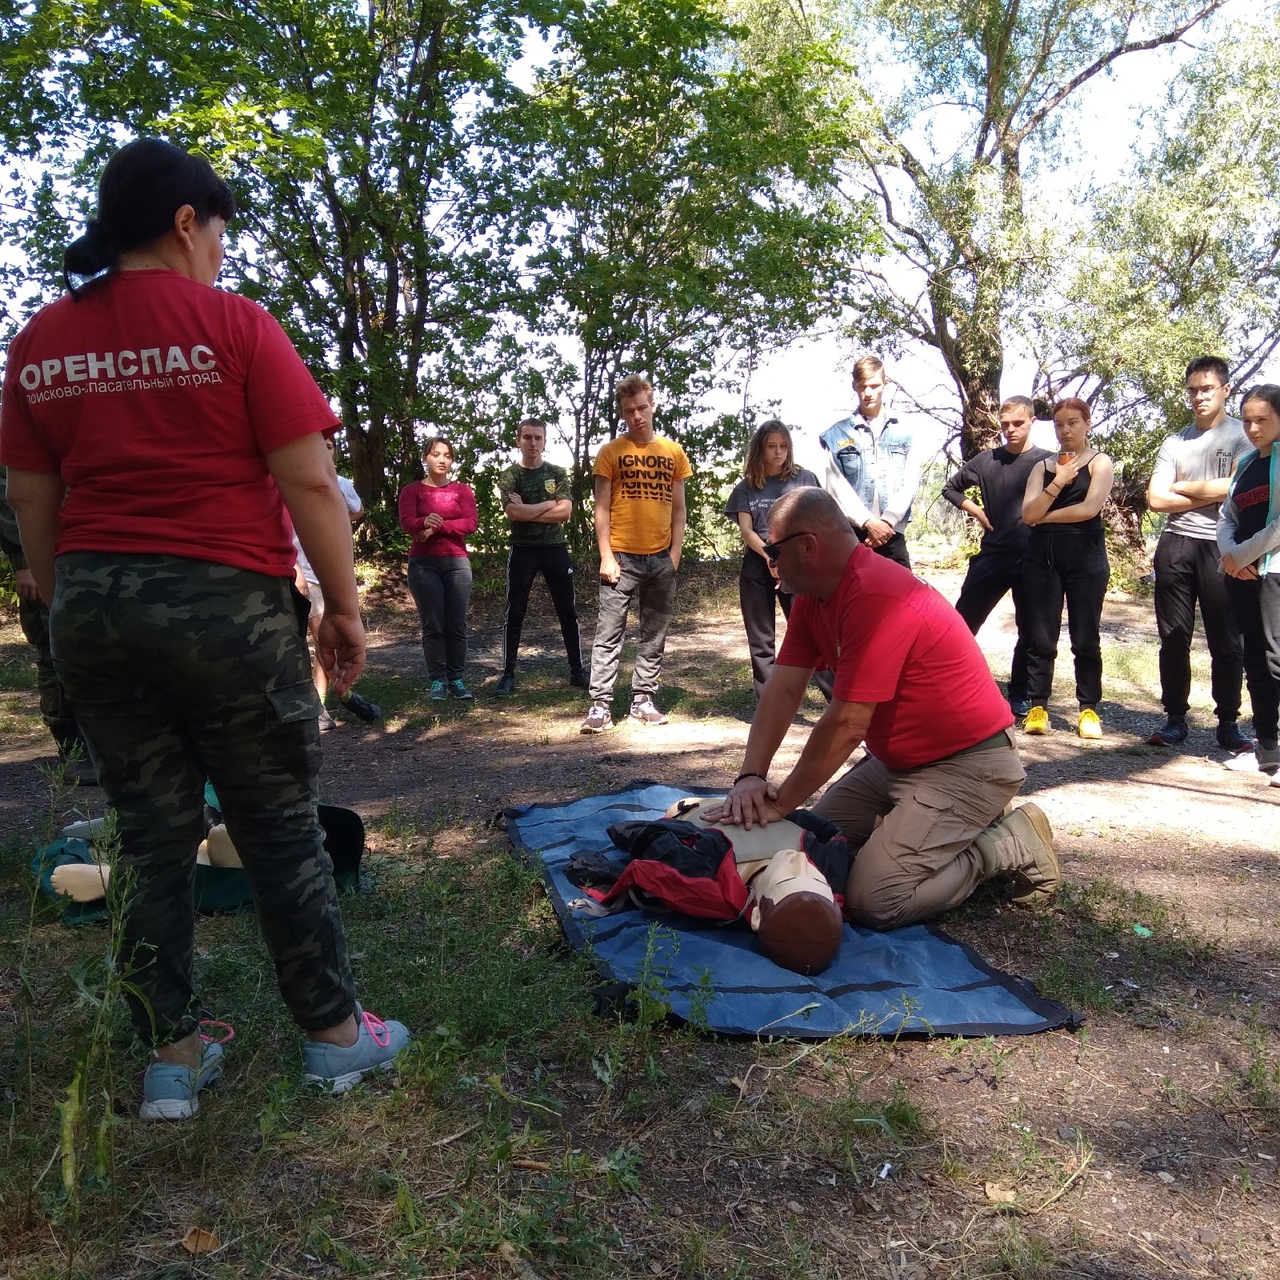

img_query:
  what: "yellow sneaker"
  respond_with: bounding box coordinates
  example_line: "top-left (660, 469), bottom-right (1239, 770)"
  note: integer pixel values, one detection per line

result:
top-left (1078, 709), bottom-right (1102, 739)
top-left (1022, 706), bottom-right (1050, 735)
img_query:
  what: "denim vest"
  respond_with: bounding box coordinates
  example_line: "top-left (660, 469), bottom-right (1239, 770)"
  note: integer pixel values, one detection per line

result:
top-left (819, 414), bottom-right (916, 524)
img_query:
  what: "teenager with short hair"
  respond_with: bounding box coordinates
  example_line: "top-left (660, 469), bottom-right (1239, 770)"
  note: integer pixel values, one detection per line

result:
top-left (580, 376), bottom-right (692, 733)
top-left (495, 417), bottom-right (586, 694)
top-left (1147, 355), bottom-right (1252, 751)
top-left (942, 396), bottom-right (1053, 715)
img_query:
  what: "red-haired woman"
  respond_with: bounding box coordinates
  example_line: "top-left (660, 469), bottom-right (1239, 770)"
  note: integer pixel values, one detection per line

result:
top-left (1019, 398), bottom-right (1115, 738)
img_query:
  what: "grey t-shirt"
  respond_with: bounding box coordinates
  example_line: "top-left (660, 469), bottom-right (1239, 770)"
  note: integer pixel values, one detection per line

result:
top-left (724, 469), bottom-right (820, 540)
top-left (1150, 416), bottom-right (1250, 539)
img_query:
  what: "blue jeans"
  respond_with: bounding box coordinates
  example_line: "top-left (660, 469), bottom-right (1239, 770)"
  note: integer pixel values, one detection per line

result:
top-left (408, 556), bottom-right (472, 681)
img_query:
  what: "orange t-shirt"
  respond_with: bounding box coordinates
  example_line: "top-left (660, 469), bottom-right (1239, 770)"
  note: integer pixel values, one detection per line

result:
top-left (593, 433), bottom-right (692, 555)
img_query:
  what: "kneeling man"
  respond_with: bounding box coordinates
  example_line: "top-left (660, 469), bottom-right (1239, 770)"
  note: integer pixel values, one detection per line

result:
top-left (706, 488), bottom-right (1059, 929)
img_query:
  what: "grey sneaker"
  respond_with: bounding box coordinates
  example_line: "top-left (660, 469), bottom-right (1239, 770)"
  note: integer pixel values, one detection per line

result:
top-left (449, 679), bottom-right (474, 700)
top-left (495, 672), bottom-right (516, 696)
top-left (302, 1007), bottom-right (411, 1095)
top-left (318, 707), bottom-right (337, 733)
top-left (629, 695), bottom-right (668, 726)
top-left (139, 1040), bottom-right (224, 1121)
top-left (429, 680), bottom-right (447, 701)
top-left (1225, 746), bottom-right (1280, 774)
top-left (580, 702), bottom-right (612, 734)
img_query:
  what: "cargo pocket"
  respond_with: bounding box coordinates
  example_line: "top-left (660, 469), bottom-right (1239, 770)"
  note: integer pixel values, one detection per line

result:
top-left (883, 784), bottom-right (973, 873)
top-left (267, 680), bottom-right (321, 724)
top-left (259, 679), bottom-right (322, 788)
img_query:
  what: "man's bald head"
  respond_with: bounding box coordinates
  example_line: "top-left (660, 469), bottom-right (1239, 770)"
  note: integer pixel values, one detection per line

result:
top-left (769, 487), bottom-right (856, 540)
top-left (766, 488), bottom-right (859, 601)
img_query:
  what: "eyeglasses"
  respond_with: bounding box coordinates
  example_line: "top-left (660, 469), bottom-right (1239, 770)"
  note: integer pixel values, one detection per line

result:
top-left (761, 530), bottom-right (813, 563)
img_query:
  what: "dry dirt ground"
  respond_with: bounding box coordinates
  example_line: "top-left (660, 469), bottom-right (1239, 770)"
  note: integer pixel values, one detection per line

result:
top-left (1, 555), bottom-right (1277, 1278)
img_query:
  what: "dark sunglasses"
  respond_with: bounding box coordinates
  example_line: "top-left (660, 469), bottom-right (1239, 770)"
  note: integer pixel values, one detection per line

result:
top-left (761, 530), bottom-right (813, 563)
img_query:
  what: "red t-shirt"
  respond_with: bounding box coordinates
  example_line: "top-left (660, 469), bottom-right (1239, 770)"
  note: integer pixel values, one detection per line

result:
top-left (777, 545), bottom-right (1013, 769)
top-left (398, 480), bottom-right (477, 558)
top-left (0, 269), bottom-right (338, 576)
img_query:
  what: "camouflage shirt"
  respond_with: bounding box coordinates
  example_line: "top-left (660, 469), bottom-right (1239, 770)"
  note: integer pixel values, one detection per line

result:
top-left (499, 461), bottom-right (570, 546)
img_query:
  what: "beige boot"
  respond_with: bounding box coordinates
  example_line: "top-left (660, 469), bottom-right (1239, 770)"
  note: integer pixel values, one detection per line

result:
top-left (972, 803), bottom-right (1060, 905)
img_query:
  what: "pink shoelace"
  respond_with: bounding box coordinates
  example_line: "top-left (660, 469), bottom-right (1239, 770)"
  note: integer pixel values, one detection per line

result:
top-left (361, 1009), bottom-right (391, 1048)
top-left (199, 1019), bottom-right (236, 1045)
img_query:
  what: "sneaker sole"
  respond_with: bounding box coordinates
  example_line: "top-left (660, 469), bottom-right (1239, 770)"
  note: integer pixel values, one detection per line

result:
top-left (139, 1068), bottom-right (222, 1121)
top-left (580, 721), bottom-right (611, 735)
top-left (304, 1059), bottom-right (398, 1096)
top-left (139, 1097), bottom-right (201, 1121)
top-left (629, 715), bottom-right (668, 726)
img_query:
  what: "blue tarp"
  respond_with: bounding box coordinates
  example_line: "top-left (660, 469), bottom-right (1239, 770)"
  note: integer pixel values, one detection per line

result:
top-left (507, 781), bottom-right (1077, 1040)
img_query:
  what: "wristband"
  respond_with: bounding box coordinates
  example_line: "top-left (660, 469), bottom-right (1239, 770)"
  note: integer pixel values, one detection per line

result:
top-left (733, 771), bottom-right (768, 786)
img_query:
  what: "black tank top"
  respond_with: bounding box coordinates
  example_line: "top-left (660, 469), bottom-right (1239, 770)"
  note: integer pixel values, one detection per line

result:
top-left (1039, 459), bottom-right (1103, 536)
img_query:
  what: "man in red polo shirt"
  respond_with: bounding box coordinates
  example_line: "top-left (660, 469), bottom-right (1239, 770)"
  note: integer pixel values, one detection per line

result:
top-left (706, 487), bottom-right (1059, 929)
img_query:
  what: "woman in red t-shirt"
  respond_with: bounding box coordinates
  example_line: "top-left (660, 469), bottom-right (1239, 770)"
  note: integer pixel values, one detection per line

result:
top-left (398, 437), bottom-right (478, 699)
top-left (0, 138), bottom-right (408, 1119)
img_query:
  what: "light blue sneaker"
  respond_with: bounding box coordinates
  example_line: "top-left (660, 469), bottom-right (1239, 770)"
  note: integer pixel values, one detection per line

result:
top-left (139, 1040), bottom-right (225, 1121)
top-left (429, 680), bottom-right (447, 701)
top-left (301, 1007), bottom-right (411, 1095)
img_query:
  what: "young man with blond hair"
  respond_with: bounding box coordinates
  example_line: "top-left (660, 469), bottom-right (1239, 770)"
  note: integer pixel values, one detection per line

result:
top-left (580, 376), bottom-right (692, 733)
top-left (809, 355), bottom-right (922, 569)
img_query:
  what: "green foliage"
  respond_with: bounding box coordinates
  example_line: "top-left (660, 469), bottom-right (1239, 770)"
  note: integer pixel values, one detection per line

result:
top-left (0, 0), bottom-right (876, 556)
top-left (1057, 10), bottom-right (1280, 491)
top-left (737, 1), bottom-right (1231, 460)
top-left (491, 0), bottom-right (874, 546)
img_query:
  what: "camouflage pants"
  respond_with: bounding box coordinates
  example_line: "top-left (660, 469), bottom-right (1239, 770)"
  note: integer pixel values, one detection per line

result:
top-left (50, 553), bottom-right (357, 1047)
top-left (16, 591), bottom-right (83, 753)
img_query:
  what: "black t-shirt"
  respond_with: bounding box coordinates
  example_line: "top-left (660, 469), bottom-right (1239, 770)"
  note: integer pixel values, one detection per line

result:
top-left (942, 445), bottom-right (1053, 553)
top-left (1232, 452), bottom-right (1273, 544)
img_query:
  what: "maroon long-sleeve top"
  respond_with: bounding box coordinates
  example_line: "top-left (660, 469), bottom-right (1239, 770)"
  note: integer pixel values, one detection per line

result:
top-left (397, 480), bottom-right (478, 559)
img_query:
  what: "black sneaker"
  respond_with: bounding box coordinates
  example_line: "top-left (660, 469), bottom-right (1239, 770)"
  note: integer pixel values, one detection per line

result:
top-left (1216, 721), bottom-right (1254, 755)
top-left (318, 707), bottom-right (338, 734)
top-left (1147, 719), bottom-right (1187, 747)
top-left (1009, 697), bottom-right (1031, 718)
top-left (340, 689), bottom-right (381, 722)
top-left (495, 673), bottom-right (516, 696)
top-left (568, 668), bottom-right (590, 689)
